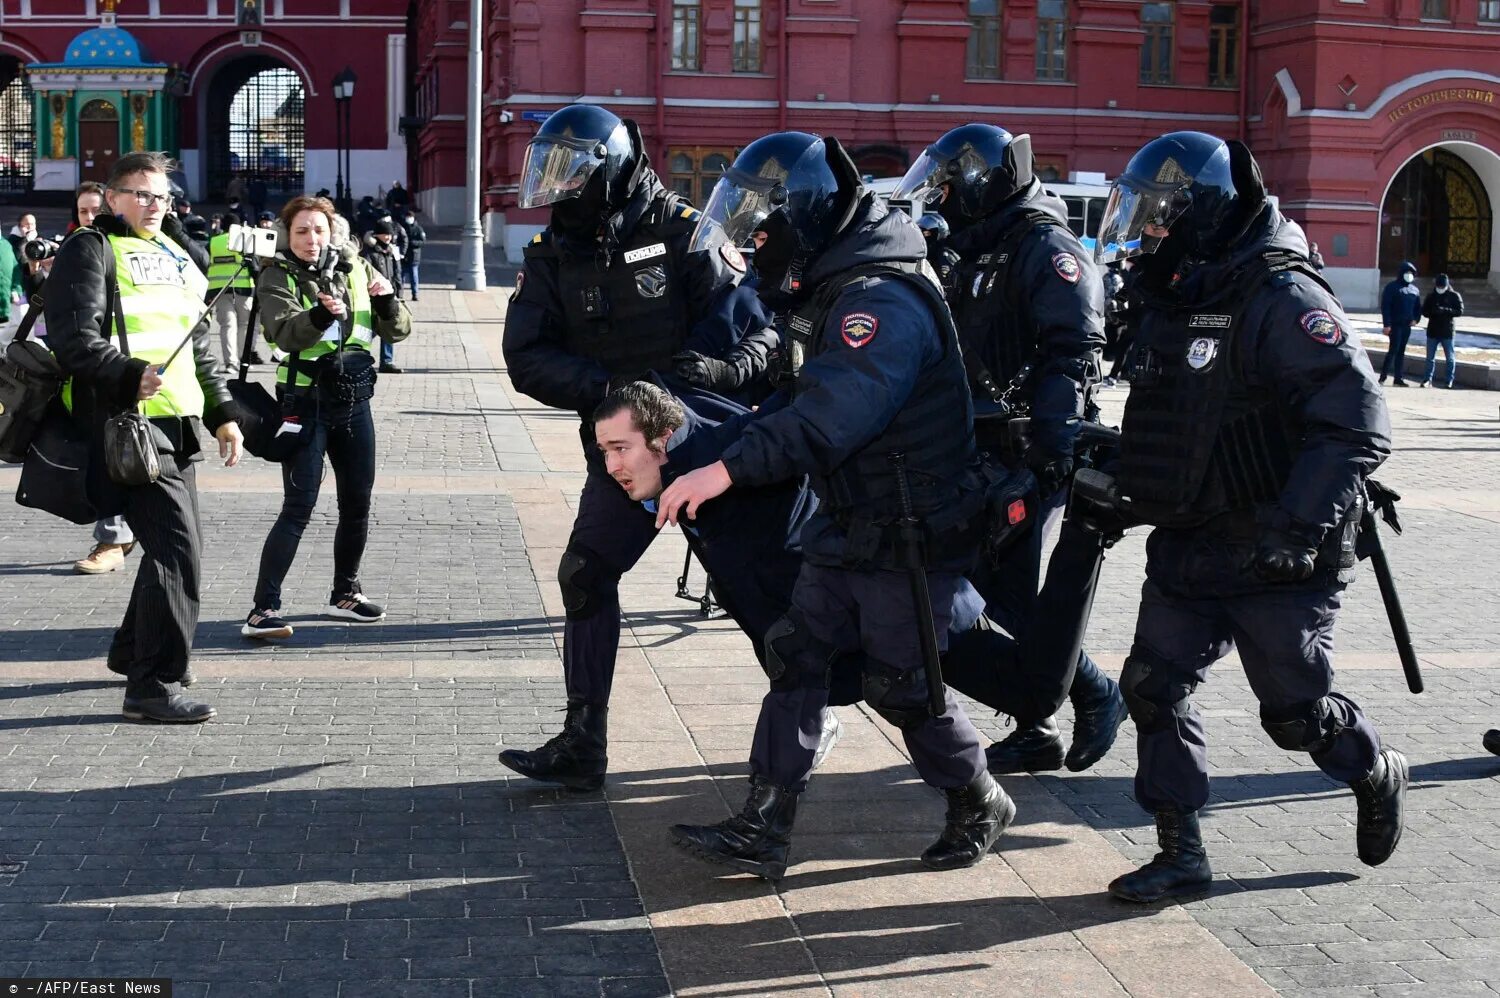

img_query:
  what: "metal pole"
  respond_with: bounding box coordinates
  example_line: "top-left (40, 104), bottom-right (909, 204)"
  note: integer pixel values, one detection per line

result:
top-left (455, 0), bottom-right (487, 291)
top-left (334, 97), bottom-right (345, 208)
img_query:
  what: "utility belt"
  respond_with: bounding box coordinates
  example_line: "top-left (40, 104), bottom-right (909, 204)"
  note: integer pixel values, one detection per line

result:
top-left (1183, 501), bottom-right (1361, 574)
top-left (828, 484), bottom-right (987, 568)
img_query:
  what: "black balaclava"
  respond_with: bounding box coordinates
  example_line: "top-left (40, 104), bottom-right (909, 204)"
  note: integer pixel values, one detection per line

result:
top-left (551, 170), bottom-right (611, 241)
top-left (750, 212), bottom-right (798, 296)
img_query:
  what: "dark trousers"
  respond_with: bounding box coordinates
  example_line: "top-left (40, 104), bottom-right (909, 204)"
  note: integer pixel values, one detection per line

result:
top-left (1127, 576), bottom-right (1380, 814)
top-left (1381, 325), bottom-right (1413, 381)
top-left (402, 262), bottom-right (420, 300)
top-left (253, 398), bottom-right (376, 610)
top-left (749, 563), bottom-right (986, 791)
top-left (561, 453), bottom-right (659, 704)
top-left (111, 452), bottom-right (201, 700)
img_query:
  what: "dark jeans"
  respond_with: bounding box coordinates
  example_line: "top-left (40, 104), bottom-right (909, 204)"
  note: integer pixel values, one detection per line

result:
top-left (403, 262), bottom-right (420, 299)
top-left (112, 451), bottom-right (201, 699)
top-left (252, 397), bottom-right (376, 611)
top-left (1381, 325), bottom-right (1413, 381)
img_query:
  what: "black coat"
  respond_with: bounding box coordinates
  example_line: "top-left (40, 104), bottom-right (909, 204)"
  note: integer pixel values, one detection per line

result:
top-left (1421, 286), bottom-right (1464, 339)
top-left (401, 220), bottom-right (426, 266)
top-left (361, 242), bottom-right (402, 296)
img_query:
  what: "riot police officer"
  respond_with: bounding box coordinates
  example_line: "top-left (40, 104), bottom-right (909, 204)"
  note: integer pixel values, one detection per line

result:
top-left (892, 124), bottom-right (1124, 775)
top-left (498, 104), bottom-right (753, 790)
top-left (657, 131), bottom-right (1014, 880)
top-left (1096, 131), bottom-right (1407, 903)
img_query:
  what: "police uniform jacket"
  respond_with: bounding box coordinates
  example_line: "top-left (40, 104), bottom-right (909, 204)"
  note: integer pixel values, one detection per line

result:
top-left (945, 182), bottom-right (1105, 458)
top-left (503, 168), bottom-right (743, 420)
top-left (1119, 205), bottom-right (1391, 581)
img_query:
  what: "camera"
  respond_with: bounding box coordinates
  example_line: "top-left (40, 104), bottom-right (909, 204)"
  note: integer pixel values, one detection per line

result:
top-left (22, 237), bottom-right (59, 262)
top-left (226, 222), bottom-right (277, 260)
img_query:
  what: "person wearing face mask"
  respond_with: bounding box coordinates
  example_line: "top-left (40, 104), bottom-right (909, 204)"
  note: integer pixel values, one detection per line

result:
top-left (399, 209), bottom-right (425, 301)
top-left (891, 124), bottom-right (1123, 777)
top-left (1093, 132), bottom-right (1406, 903)
top-left (240, 195), bottom-right (411, 641)
top-left (1379, 261), bottom-right (1422, 387)
top-left (497, 103), bottom-right (754, 791)
top-left (1420, 272), bottom-right (1463, 389)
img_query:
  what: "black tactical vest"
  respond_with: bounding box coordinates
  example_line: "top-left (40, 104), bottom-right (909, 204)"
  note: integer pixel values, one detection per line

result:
top-left (950, 208), bottom-right (1059, 402)
top-left (787, 261), bottom-right (983, 562)
top-left (526, 194), bottom-right (696, 379)
top-left (1117, 259), bottom-right (1324, 528)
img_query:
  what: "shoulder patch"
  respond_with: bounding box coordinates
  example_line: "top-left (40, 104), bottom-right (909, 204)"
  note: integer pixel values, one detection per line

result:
top-left (1052, 251), bottom-right (1081, 284)
top-left (530, 233), bottom-right (543, 245)
top-left (840, 312), bottom-right (878, 349)
top-left (679, 206), bottom-right (701, 221)
top-left (1299, 308), bottom-right (1345, 346)
top-left (719, 242), bottom-right (746, 273)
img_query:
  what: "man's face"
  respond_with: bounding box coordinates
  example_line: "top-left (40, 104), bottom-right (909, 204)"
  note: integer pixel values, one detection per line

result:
top-left (105, 172), bottom-right (170, 237)
top-left (376, 233), bottom-right (392, 245)
top-left (595, 410), bottom-right (670, 501)
top-left (75, 193), bottom-right (104, 228)
top-left (259, 219), bottom-right (275, 229)
top-left (18, 213), bottom-right (35, 236)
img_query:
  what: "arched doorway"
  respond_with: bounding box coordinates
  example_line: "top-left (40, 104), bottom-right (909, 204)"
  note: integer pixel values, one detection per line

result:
top-left (205, 57), bottom-right (305, 199)
top-left (78, 98), bottom-right (120, 185)
top-left (1380, 146), bottom-right (1494, 279)
top-left (0, 58), bottom-right (34, 195)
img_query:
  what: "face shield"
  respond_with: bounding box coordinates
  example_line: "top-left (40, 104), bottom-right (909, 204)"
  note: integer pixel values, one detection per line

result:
top-left (688, 170), bottom-right (787, 255)
top-left (1094, 178), bottom-right (1191, 265)
top-left (518, 136), bottom-right (606, 209)
top-left (891, 149), bottom-right (950, 207)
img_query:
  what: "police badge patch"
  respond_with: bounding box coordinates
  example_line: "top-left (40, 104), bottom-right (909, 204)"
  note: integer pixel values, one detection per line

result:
top-left (1186, 337), bottom-right (1218, 372)
top-left (635, 264), bottom-right (668, 299)
top-left (1052, 251), bottom-right (1081, 283)
top-left (509, 270), bottom-right (525, 304)
top-left (1299, 308), bottom-right (1344, 346)
top-left (841, 312), bottom-right (878, 348)
top-left (719, 242), bottom-right (746, 273)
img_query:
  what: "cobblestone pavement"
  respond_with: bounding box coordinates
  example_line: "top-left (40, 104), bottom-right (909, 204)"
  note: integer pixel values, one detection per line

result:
top-left (1, 253), bottom-right (1497, 996)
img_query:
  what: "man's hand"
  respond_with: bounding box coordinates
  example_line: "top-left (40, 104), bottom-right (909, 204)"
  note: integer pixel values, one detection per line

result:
top-left (1383, 325), bottom-right (1392, 337)
top-left (672, 350), bottom-right (737, 390)
top-left (317, 291), bottom-right (346, 318)
top-left (137, 367), bottom-right (163, 401)
top-left (655, 460), bottom-right (733, 528)
top-left (1248, 529), bottom-right (1317, 583)
top-left (1027, 448), bottom-right (1075, 499)
top-left (216, 421), bottom-right (244, 468)
top-left (368, 275), bottom-right (394, 297)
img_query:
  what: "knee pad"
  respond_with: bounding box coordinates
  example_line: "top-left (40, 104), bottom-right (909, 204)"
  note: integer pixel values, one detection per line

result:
top-left (862, 659), bottom-right (931, 731)
top-left (557, 546), bottom-right (614, 621)
top-left (1120, 645), bottom-right (1196, 734)
top-left (763, 614), bottom-right (833, 693)
top-left (1260, 698), bottom-right (1341, 754)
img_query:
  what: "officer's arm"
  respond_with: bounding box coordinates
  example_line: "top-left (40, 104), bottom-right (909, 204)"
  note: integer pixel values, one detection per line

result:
top-left (501, 254), bottom-right (613, 411)
top-left (681, 283), bottom-right (780, 387)
top-left (256, 262), bottom-right (332, 354)
top-left (1258, 293), bottom-right (1392, 542)
top-left (677, 226), bottom-right (743, 328)
top-left (43, 231), bottom-right (147, 408)
top-left (361, 257), bottom-right (412, 344)
top-left (719, 284), bottom-right (923, 487)
top-left (1022, 230), bottom-right (1106, 456)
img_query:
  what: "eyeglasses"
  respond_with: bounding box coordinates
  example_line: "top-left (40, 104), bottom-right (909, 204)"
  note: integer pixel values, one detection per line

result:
top-left (111, 186), bottom-right (174, 210)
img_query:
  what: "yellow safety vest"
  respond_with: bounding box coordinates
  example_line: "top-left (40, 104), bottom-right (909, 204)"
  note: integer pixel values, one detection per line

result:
top-left (205, 232), bottom-right (252, 293)
top-left (275, 261), bottom-right (375, 388)
top-left (110, 233), bottom-right (210, 418)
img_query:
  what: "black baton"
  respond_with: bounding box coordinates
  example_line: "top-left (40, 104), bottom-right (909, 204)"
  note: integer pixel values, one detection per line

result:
top-left (1360, 502), bottom-right (1423, 694)
top-left (888, 452), bottom-right (947, 718)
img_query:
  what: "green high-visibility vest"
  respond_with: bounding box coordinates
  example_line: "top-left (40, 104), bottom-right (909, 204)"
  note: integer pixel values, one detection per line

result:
top-left (205, 232), bottom-right (252, 293)
top-left (275, 262), bottom-right (375, 388)
top-left (110, 233), bottom-right (210, 418)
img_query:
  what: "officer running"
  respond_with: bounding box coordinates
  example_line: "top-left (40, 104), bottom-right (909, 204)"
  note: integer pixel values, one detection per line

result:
top-left (498, 104), bottom-right (757, 790)
top-left (658, 131), bottom-right (1015, 879)
top-left (892, 124), bottom-right (1124, 775)
top-left (1095, 131), bottom-right (1407, 902)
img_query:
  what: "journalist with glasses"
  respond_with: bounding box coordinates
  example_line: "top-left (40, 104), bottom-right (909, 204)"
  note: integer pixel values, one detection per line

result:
top-left (44, 152), bottom-right (246, 724)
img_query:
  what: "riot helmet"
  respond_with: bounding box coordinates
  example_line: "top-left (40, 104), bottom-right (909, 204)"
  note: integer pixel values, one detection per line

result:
top-left (519, 104), bottom-right (639, 236)
top-left (891, 124), bottom-right (1034, 229)
top-left (1095, 131), bottom-right (1260, 267)
top-left (689, 131), bottom-right (861, 295)
top-left (917, 211), bottom-right (950, 243)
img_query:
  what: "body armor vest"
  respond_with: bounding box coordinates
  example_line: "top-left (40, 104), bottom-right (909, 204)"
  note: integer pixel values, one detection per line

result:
top-left (950, 208), bottom-right (1058, 403)
top-left (527, 194), bottom-right (696, 379)
top-left (1117, 258), bottom-right (1322, 528)
top-left (788, 260), bottom-right (982, 560)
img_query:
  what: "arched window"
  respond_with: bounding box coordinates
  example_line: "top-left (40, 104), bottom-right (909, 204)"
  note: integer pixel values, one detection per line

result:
top-left (0, 63), bottom-right (36, 194)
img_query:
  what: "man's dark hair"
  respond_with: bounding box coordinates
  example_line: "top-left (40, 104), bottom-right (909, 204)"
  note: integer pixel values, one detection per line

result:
top-left (106, 151), bottom-right (176, 187)
top-left (75, 181), bottom-right (105, 199)
top-left (593, 381), bottom-right (685, 453)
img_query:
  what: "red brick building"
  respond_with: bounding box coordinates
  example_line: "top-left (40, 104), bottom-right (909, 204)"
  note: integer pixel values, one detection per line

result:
top-left (0, 0), bottom-right (410, 204)
top-left (411, 0), bottom-right (1500, 307)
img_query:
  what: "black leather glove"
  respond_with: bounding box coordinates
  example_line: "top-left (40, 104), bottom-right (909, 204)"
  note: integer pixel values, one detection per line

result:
top-left (672, 350), bottom-right (738, 390)
top-left (159, 211), bottom-right (189, 251)
top-left (1028, 452), bottom-right (1074, 499)
top-left (1249, 528), bottom-right (1318, 583)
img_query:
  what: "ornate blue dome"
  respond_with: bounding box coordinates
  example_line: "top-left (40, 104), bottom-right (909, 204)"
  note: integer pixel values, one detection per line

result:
top-left (62, 25), bottom-right (148, 67)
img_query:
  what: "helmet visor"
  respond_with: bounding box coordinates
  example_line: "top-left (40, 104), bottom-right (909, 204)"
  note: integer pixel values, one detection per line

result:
top-left (688, 173), bottom-right (782, 255)
top-left (518, 138), bottom-right (603, 209)
top-left (890, 149), bottom-right (948, 206)
top-left (1094, 179), bottom-right (1190, 264)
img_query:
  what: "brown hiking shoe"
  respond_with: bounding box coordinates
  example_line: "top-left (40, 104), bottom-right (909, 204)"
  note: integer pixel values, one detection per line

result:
top-left (74, 542), bottom-right (135, 575)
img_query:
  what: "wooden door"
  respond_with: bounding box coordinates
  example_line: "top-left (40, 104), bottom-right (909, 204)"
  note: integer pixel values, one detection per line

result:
top-left (78, 100), bottom-right (119, 184)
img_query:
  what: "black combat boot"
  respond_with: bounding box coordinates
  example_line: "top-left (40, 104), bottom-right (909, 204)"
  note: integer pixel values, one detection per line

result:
top-left (921, 772), bottom-right (1017, 871)
top-left (1485, 729), bottom-right (1500, 757)
top-left (497, 701), bottom-right (608, 791)
top-left (1065, 663), bottom-right (1128, 772)
top-left (1108, 809), bottom-right (1213, 903)
top-left (985, 717), bottom-right (1065, 774)
top-left (670, 778), bottom-right (800, 881)
top-left (1351, 747), bottom-right (1409, 867)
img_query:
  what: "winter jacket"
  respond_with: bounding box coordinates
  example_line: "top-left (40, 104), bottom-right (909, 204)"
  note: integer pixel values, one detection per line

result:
top-left (1380, 261), bottom-right (1423, 328)
top-left (1422, 286), bottom-right (1464, 340)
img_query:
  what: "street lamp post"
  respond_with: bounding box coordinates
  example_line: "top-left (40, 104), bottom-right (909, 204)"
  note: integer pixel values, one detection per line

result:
top-left (332, 67), bottom-right (357, 219)
top-left (454, 0), bottom-right (487, 290)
